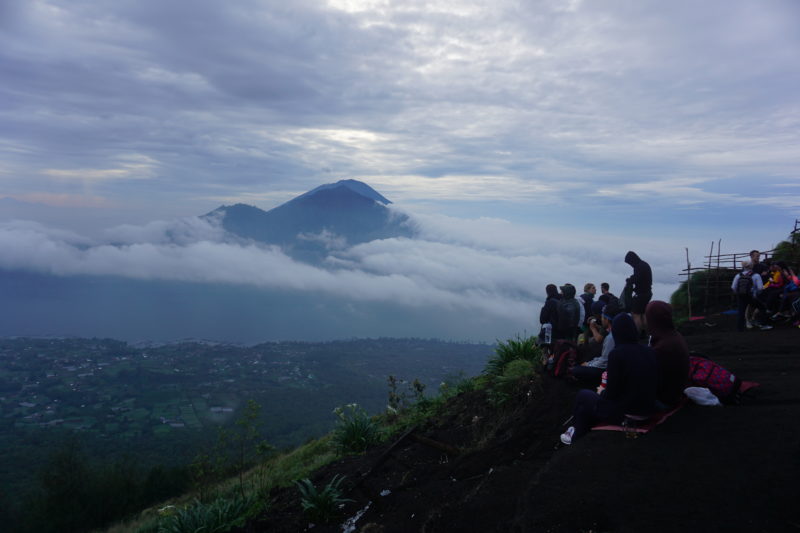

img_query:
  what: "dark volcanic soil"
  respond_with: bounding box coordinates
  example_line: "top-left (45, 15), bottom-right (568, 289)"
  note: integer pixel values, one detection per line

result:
top-left (246, 313), bottom-right (800, 533)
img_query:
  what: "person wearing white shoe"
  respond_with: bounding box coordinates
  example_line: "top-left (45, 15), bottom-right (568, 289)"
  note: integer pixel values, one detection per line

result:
top-left (560, 313), bottom-right (658, 446)
top-left (731, 260), bottom-right (767, 333)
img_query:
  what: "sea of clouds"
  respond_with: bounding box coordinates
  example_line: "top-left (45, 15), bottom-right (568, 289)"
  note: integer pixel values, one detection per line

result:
top-left (0, 209), bottom-right (684, 329)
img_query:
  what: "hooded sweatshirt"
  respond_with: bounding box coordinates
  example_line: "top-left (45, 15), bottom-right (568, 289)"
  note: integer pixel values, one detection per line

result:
top-left (539, 284), bottom-right (561, 325)
top-left (645, 301), bottom-right (689, 407)
top-left (554, 284), bottom-right (585, 340)
top-left (624, 251), bottom-right (653, 295)
top-left (603, 313), bottom-right (658, 416)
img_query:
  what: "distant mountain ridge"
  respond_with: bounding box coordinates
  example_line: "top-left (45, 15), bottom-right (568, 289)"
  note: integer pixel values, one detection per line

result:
top-left (207, 179), bottom-right (413, 262)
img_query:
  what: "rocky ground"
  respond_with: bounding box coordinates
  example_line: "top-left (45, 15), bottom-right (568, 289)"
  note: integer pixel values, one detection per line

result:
top-left (243, 312), bottom-right (800, 533)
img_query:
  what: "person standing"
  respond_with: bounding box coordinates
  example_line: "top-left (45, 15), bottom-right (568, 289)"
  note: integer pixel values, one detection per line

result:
top-left (598, 282), bottom-right (616, 305)
top-left (750, 250), bottom-right (768, 280)
top-left (538, 284), bottom-right (561, 346)
top-left (732, 260), bottom-right (771, 331)
top-left (554, 283), bottom-right (584, 342)
top-left (579, 283), bottom-right (597, 325)
top-left (624, 251), bottom-right (653, 336)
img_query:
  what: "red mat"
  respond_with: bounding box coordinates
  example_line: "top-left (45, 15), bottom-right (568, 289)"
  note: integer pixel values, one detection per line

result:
top-left (592, 397), bottom-right (688, 434)
top-left (591, 382), bottom-right (760, 434)
top-left (739, 381), bottom-right (760, 393)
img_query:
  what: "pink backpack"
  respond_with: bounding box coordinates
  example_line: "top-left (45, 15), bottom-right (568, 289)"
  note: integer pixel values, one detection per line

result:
top-left (688, 355), bottom-right (741, 402)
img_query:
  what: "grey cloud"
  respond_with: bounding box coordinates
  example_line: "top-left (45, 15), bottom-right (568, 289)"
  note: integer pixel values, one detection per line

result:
top-left (1, 0), bottom-right (798, 225)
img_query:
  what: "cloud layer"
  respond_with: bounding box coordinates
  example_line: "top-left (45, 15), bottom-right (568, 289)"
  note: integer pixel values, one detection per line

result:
top-left (0, 211), bottom-right (686, 338)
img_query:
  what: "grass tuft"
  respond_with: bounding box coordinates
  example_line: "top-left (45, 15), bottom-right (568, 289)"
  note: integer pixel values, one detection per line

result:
top-left (295, 474), bottom-right (353, 523)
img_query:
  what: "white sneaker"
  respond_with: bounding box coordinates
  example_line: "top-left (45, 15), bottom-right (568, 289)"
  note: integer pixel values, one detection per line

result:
top-left (759, 324), bottom-right (773, 331)
top-left (745, 321), bottom-right (754, 330)
top-left (560, 426), bottom-right (575, 445)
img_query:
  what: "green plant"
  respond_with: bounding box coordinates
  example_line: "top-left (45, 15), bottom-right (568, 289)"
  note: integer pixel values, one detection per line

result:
top-left (156, 494), bottom-right (261, 533)
top-left (487, 359), bottom-right (540, 406)
top-left (295, 474), bottom-right (353, 523)
top-left (772, 232), bottom-right (800, 266)
top-left (484, 336), bottom-right (541, 376)
top-left (387, 375), bottom-right (403, 414)
top-left (331, 403), bottom-right (380, 454)
top-left (232, 399), bottom-right (272, 499)
top-left (438, 371), bottom-right (476, 398)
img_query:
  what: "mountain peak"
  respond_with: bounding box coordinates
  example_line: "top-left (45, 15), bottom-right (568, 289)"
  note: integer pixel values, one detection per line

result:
top-left (204, 180), bottom-right (411, 261)
top-left (298, 179), bottom-right (392, 205)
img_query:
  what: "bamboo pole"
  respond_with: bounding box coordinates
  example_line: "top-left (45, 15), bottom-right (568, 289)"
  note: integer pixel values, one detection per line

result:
top-left (703, 241), bottom-right (713, 313)
top-left (685, 247), bottom-right (692, 318)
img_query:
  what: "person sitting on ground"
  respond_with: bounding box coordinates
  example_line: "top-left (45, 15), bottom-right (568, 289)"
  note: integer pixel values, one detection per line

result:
top-left (624, 251), bottom-right (653, 336)
top-left (775, 264), bottom-right (799, 319)
top-left (576, 300), bottom-right (607, 357)
top-left (571, 299), bottom-right (621, 388)
top-left (731, 260), bottom-right (771, 331)
top-left (560, 312), bottom-right (658, 445)
top-left (598, 282), bottom-right (616, 305)
top-left (579, 283), bottom-right (596, 325)
top-left (538, 284), bottom-right (561, 346)
top-left (586, 300), bottom-right (606, 344)
top-left (645, 300), bottom-right (690, 408)
top-left (554, 283), bottom-right (584, 342)
top-left (761, 261), bottom-right (788, 316)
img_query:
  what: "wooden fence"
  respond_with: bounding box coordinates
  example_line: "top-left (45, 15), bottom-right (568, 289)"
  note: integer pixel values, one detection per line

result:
top-left (678, 219), bottom-right (799, 317)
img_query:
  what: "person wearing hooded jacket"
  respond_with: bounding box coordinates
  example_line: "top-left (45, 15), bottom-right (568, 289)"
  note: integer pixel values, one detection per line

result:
top-left (538, 284), bottom-right (561, 346)
top-left (645, 300), bottom-right (689, 408)
top-left (560, 313), bottom-right (658, 445)
top-left (554, 283), bottom-right (584, 341)
top-left (624, 251), bottom-right (653, 336)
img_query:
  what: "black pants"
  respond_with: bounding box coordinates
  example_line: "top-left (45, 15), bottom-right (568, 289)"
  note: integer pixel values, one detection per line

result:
top-left (761, 287), bottom-right (783, 313)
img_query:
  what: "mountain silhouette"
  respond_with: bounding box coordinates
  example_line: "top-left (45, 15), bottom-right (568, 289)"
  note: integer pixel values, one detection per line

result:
top-left (207, 180), bottom-right (412, 261)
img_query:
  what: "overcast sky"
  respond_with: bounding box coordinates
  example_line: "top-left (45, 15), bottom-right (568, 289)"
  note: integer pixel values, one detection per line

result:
top-left (1, 1), bottom-right (798, 339)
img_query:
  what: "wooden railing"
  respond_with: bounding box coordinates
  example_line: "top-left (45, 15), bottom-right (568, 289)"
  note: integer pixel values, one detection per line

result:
top-left (678, 219), bottom-right (799, 317)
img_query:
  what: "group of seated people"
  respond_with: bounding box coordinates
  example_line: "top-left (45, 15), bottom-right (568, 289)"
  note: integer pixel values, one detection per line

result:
top-left (538, 282), bottom-right (689, 446)
top-left (732, 250), bottom-right (800, 331)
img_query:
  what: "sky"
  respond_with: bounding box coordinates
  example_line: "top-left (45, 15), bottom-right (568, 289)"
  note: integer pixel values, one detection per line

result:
top-left (1, 0), bottom-right (799, 340)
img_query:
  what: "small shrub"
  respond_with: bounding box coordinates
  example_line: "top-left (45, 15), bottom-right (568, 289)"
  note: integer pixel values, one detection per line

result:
top-left (438, 372), bottom-right (475, 399)
top-left (488, 359), bottom-right (540, 406)
top-left (295, 474), bottom-right (353, 523)
top-left (156, 494), bottom-right (261, 533)
top-left (331, 404), bottom-right (380, 455)
top-left (484, 336), bottom-right (541, 376)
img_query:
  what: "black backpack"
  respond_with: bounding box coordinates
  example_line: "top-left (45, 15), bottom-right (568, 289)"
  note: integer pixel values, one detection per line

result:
top-left (556, 298), bottom-right (580, 336)
top-left (736, 272), bottom-right (753, 296)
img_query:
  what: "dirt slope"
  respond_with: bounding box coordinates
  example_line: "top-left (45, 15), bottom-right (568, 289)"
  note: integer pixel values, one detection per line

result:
top-left (247, 313), bottom-right (800, 533)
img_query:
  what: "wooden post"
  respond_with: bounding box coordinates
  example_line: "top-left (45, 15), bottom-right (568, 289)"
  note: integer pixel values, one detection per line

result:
top-left (685, 247), bottom-right (692, 318)
top-left (703, 241), bottom-right (713, 314)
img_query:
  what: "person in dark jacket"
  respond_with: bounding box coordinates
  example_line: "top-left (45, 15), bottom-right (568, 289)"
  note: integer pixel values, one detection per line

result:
top-left (538, 284), bottom-right (560, 346)
top-left (554, 283), bottom-right (584, 341)
top-left (560, 312), bottom-right (658, 445)
top-left (579, 283), bottom-right (596, 325)
top-left (645, 300), bottom-right (689, 408)
top-left (598, 282), bottom-right (616, 305)
top-left (625, 251), bottom-right (653, 336)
